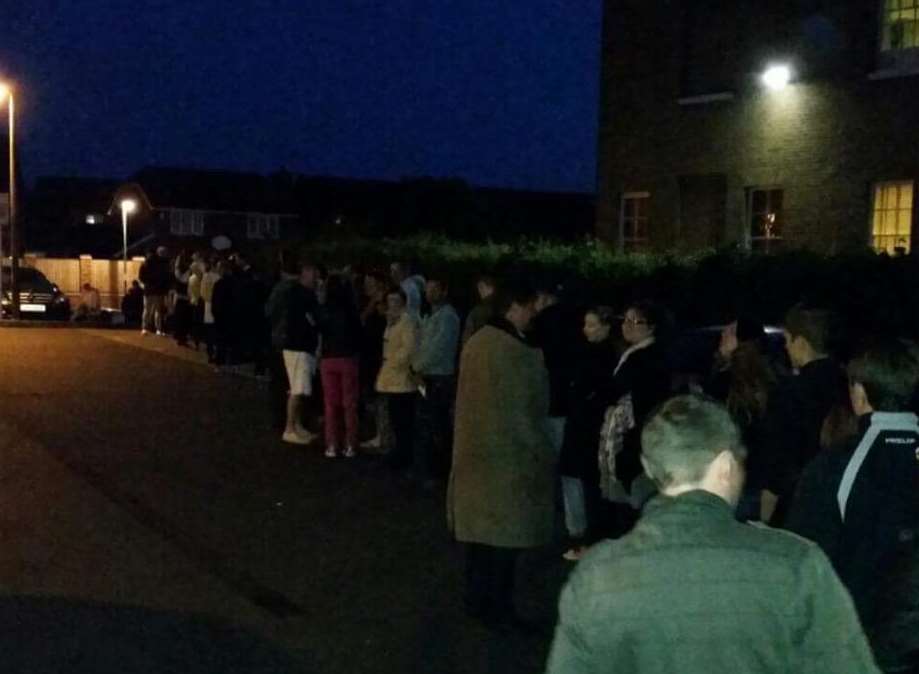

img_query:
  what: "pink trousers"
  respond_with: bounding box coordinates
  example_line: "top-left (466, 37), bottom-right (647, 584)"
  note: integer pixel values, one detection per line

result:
top-left (320, 357), bottom-right (360, 450)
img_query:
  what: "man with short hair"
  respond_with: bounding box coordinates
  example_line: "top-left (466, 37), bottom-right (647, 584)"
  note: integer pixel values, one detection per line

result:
top-left (787, 339), bottom-right (919, 629)
top-left (760, 303), bottom-right (847, 523)
top-left (547, 394), bottom-right (880, 674)
top-left (138, 246), bottom-right (172, 335)
top-left (265, 254), bottom-right (320, 444)
top-left (411, 277), bottom-right (460, 486)
top-left (448, 278), bottom-right (553, 631)
top-left (461, 274), bottom-right (497, 346)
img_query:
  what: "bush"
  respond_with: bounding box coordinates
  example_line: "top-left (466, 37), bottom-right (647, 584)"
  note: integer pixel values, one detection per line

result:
top-left (285, 234), bottom-right (919, 349)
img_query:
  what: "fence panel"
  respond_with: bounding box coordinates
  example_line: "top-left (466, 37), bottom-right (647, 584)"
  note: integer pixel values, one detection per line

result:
top-left (24, 257), bottom-right (144, 309)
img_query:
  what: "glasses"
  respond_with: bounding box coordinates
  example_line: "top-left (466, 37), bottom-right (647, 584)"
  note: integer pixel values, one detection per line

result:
top-left (623, 316), bottom-right (647, 326)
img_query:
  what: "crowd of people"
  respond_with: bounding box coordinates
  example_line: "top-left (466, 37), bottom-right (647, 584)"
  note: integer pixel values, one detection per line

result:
top-left (129, 244), bottom-right (919, 672)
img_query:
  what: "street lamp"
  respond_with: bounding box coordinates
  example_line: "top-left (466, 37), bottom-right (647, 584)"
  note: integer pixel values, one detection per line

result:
top-left (0, 81), bottom-right (16, 319)
top-left (761, 64), bottom-right (792, 91)
top-left (120, 198), bottom-right (137, 296)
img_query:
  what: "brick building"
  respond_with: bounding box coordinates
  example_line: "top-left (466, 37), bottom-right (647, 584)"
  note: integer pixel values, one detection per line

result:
top-left (597, 0), bottom-right (919, 254)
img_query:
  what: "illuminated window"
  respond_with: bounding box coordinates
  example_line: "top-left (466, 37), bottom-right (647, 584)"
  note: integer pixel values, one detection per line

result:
top-left (882, 0), bottom-right (919, 51)
top-left (871, 181), bottom-right (913, 254)
top-left (748, 188), bottom-right (784, 253)
top-left (619, 192), bottom-right (650, 252)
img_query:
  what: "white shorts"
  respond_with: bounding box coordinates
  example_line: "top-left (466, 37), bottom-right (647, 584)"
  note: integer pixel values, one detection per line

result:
top-left (283, 351), bottom-right (317, 396)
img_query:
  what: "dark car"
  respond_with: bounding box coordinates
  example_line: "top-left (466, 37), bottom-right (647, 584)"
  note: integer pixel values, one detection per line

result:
top-left (1, 266), bottom-right (71, 320)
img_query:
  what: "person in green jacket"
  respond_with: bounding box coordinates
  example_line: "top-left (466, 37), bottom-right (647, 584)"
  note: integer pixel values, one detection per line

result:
top-left (546, 393), bottom-right (880, 674)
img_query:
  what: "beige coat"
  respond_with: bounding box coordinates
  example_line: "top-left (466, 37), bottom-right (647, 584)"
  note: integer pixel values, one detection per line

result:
top-left (375, 313), bottom-right (420, 393)
top-left (447, 323), bottom-right (554, 548)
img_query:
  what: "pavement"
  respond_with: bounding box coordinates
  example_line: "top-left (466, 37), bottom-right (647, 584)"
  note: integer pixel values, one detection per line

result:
top-left (0, 327), bottom-right (571, 673)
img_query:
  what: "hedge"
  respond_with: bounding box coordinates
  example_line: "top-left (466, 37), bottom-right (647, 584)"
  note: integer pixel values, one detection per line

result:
top-left (282, 234), bottom-right (919, 354)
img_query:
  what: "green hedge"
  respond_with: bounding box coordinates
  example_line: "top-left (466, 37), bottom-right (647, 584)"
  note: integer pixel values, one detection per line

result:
top-left (287, 234), bottom-right (919, 350)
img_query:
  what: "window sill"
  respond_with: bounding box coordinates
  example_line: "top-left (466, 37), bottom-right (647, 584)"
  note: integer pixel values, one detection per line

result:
top-left (677, 92), bottom-right (735, 106)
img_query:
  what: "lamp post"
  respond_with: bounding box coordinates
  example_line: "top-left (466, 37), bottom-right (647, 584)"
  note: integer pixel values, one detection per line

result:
top-left (120, 198), bottom-right (137, 297)
top-left (0, 81), bottom-right (16, 319)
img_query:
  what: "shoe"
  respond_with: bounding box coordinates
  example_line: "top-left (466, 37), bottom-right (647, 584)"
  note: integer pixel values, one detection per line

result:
top-left (141, 329), bottom-right (149, 336)
top-left (324, 446), bottom-right (337, 458)
top-left (294, 426), bottom-right (315, 442)
top-left (156, 330), bottom-right (165, 337)
top-left (343, 447), bottom-right (356, 458)
top-left (282, 431), bottom-right (311, 445)
top-left (361, 436), bottom-right (381, 449)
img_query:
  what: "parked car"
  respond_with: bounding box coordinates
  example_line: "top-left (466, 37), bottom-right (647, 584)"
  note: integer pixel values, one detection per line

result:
top-left (1, 266), bottom-right (71, 320)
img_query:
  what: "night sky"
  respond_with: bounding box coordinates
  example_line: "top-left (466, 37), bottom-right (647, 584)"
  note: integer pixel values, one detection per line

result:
top-left (2, 2), bottom-right (602, 192)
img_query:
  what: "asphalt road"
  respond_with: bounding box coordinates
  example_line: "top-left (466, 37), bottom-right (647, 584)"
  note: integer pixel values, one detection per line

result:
top-left (0, 328), bottom-right (570, 673)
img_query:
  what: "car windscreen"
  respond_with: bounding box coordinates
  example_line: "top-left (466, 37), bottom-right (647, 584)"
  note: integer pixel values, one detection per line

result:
top-left (1, 267), bottom-right (55, 292)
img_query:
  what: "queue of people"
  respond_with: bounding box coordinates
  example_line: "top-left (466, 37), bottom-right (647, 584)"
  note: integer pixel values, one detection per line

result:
top-left (129, 244), bottom-right (919, 672)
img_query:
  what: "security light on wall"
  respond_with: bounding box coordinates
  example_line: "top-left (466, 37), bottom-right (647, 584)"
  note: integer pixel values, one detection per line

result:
top-left (761, 64), bottom-right (792, 91)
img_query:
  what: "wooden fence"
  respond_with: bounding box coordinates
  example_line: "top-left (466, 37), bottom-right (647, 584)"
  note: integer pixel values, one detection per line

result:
top-left (22, 256), bottom-right (146, 309)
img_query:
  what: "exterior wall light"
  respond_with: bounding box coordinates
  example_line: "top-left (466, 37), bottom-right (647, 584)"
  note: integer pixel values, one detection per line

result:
top-left (762, 64), bottom-right (792, 91)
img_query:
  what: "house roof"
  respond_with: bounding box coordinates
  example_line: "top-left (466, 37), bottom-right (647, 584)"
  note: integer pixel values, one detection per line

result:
top-left (127, 166), bottom-right (298, 214)
top-left (31, 176), bottom-right (121, 215)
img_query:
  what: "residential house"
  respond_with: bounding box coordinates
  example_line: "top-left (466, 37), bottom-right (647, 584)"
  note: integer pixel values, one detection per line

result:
top-left (597, 0), bottom-right (919, 254)
top-left (110, 166), bottom-right (300, 254)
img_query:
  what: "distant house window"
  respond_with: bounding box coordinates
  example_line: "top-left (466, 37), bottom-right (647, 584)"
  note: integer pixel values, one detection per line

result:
top-left (169, 209), bottom-right (205, 236)
top-left (619, 193), bottom-right (650, 252)
top-left (748, 188), bottom-right (784, 253)
top-left (871, 181), bottom-right (914, 254)
top-left (882, 0), bottom-right (919, 51)
top-left (85, 214), bottom-right (103, 225)
top-left (247, 214), bottom-right (280, 240)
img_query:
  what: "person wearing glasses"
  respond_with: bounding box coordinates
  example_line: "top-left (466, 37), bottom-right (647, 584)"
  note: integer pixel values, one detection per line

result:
top-left (597, 300), bottom-right (673, 538)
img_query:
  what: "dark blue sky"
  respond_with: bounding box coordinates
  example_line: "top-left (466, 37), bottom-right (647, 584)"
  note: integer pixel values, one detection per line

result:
top-left (2, 1), bottom-right (602, 192)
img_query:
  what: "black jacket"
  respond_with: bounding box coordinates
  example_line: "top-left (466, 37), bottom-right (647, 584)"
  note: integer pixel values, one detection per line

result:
top-left (786, 412), bottom-right (919, 628)
top-left (530, 303), bottom-right (580, 418)
top-left (318, 304), bottom-right (363, 358)
top-left (604, 340), bottom-right (672, 488)
top-left (211, 275), bottom-right (236, 331)
top-left (138, 256), bottom-right (172, 296)
top-left (558, 338), bottom-right (620, 479)
top-left (759, 357), bottom-right (848, 502)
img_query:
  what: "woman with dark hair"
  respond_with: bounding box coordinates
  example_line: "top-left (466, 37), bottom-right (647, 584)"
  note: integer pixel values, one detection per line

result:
top-left (318, 274), bottom-right (364, 458)
top-left (597, 300), bottom-right (673, 538)
top-left (558, 306), bottom-right (620, 560)
top-left (704, 316), bottom-right (778, 520)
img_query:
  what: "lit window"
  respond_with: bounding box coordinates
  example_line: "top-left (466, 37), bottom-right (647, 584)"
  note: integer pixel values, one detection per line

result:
top-left (619, 193), bottom-right (650, 252)
top-left (748, 188), bottom-right (784, 253)
top-left (882, 0), bottom-right (919, 51)
top-left (871, 181), bottom-right (913, 254)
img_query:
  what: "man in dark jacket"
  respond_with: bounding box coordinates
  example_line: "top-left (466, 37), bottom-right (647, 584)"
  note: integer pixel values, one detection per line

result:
top-left (760, 304), bottom-right (847, 524)
top-left (786, 339), bottom-right (919, 634)
top-left (265, 254), bottom-right (320, 445)
top-left (138, 246), bottom-right (172, 335)
top-left (461, 274), bottom-right (497, 347)
top-left (530, 284), bottom-right (579, 454)
top-left (547, 394), bottom-right (879, 674)
top-left (232, 252), bottom-right (269, 374)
